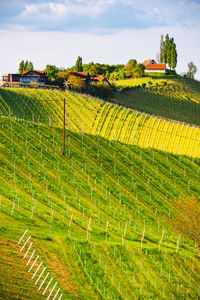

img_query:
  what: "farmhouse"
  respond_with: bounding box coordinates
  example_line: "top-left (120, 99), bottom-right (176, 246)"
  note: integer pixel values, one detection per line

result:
top-left (20, 70), bottom-right (50, 85)
top-left (2, 73), bottom-right (21, 82)
top-left (143, 59), bottom-right (166, 73)
top-left (65, 72), bottom-right (111, 91)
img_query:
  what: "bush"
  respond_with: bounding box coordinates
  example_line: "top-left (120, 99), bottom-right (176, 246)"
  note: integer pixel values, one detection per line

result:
top-left (65, 75), bottom-right (86, 92)
top-left (90, 82), bottom-right (114, 99)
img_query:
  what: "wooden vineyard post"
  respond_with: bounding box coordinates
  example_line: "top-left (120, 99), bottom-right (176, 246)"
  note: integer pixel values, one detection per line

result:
top-left (62, 98), bottom-right (66, 156)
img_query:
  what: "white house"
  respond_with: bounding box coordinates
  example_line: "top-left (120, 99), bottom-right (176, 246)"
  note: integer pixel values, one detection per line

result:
top-left (142, 59), bottom-right (166, 73)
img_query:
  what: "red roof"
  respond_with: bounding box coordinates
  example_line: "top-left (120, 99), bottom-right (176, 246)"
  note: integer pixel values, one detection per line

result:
top-left (91, 77), bottom-right (105, 82)
top-left (145, 64), bottom-right (166, 70)
top-left (142, 59), bottom-right (154, 66)
top-left (65, 72), bottom-right (89, 78)
top-left (22, 70), bottom-right (46, 75)
top-left (76, 72), bottom-right (89, 76)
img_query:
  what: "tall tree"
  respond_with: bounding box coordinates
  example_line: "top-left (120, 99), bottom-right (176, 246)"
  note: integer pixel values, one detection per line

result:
top-left (18, 60), bottom-right (25, 74)
top-left (160, 35), bottom-right (164, 63)
top-left (28, 61), bottom-right (34, 71)
top-left (160, 34), bottom-right (177, 69)
top-left (167, 38), bottom-right (173, 69)
top-left (170, 42), bottom-right (177, 70)
top-left (187, 62), bottom-right (197, 79)
top-left (24, 60), bottom-right (29, 71)
top-left (162, 34), bottom-right (169, 64)
top-left (75, 56), bottom-right (83, 72)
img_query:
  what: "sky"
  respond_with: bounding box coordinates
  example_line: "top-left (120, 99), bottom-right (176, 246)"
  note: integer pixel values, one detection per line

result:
top-left (0, 0), bottom-right (200, 80)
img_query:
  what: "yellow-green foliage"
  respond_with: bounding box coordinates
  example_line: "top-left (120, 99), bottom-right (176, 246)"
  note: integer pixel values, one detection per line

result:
top-left (112, 77), bottom-right (171, 88)
top-left (0, 87), bottom-right (200, 299)
top-left (112, 77), bottom-right (200, 103)
top-left (0, 87), bottom-right (200, 158)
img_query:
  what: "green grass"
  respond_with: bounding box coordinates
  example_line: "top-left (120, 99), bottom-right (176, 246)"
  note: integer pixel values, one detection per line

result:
top-left (111, 78), bottom-right (200, 125)
top-left (0, 88), bottom-right (200, 299)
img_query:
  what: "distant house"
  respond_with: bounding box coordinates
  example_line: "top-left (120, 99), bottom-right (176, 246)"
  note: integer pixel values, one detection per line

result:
top-left (90, 77), bottom-right (111, 85)
top-left (2, 73), bottom-right (21, 82)
top-left (64, 72), bottom-right (111, 92)
top-left (142, 59), bottom-right (166, 73)
top-left (20, 71), bottom-right (50, 85)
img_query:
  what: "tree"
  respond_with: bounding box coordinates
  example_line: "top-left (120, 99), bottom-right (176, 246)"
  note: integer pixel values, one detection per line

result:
top-left (160, 34), bottom-right (177, 69)
top-left (18, 60), bottom-right (34, 74)
top-left (45, 65), bottom-right (59, 81)
top-left (171, 196), bottom-right (200, 256)
top-left (28, 61), bottom-right (34, 71)
top-left (18, 60), bottom-right (25, 74)
top-left (24, 60), bottom-right (28, 71)
top-left (66, 74), bottom-right (86, 91)
top-left (90, 82), bottom-right (114, 99)
top-left (124, 59), bottom-right (137, 77)
top-left (170, 42), bottom-right (177, 70)
top-left (167, 38), bottom-right (172, 69)
top-left (187, 62), bottom-right (197, 79)
top-left (162, 34), bottom-right (169, 64)
top-left (89, 63), bottom-right (104, 77)
top-left (160, 35), bottom-right (164, 63)
top-left (132, 64), bottom-right (145, 78)
top-left (75, 56), bottom-right (83, 72)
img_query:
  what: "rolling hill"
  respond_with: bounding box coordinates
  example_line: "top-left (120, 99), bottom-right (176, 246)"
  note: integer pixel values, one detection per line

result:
top-left (0, 87), bottom-right (200, 299)
top-left (111, 77), bottom-right (200, 125)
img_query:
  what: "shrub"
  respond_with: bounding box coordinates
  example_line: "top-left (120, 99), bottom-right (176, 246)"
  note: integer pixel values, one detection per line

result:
top-left (65, 75), bottom-right (86, 92)
top-left (90, 82), bottom-right (114, 99)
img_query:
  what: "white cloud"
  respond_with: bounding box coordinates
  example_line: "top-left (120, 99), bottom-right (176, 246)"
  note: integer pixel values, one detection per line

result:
top-left (20, 0), bottom-right (116, 19)
top-left (0, 26), bottom-right (199, 81)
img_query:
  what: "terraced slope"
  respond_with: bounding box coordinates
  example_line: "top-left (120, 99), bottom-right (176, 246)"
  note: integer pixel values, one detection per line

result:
top-left (0, 110), bottom-right (200, 298)
top-left (0, 88), bottom-right (200, 158)
top-left (112, 78), bottom-right (200, 125)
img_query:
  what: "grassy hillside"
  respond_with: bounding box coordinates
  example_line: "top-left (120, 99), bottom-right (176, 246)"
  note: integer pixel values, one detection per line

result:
top-left (0, 88), bottom-right (200, 158)
top-left (111, 78), bottom-right (200, 125)
top-left (0, 115), bottom-right (200, 299)
top-left (0, 88), bottom-right (200, 299)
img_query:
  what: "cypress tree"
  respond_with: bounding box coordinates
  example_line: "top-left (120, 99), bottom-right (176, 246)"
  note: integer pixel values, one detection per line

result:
top-left (160, 34), bottom-right (177, 69)
top-left (18, 60), bottom-right (25, 74)
top-left (162, 34), bottom-right (169, 64)
top-left (24, 60), bottom-right (29, 71)
top-left (28, 61), bottom-right (34, 71)
top-left (75, 56), bottom-right (83, 72)
top-left (171, 43), bottom-right (177, 70)
top-left (160, 35), bottom-right (164, 63)
top-left (167, 38), bottom-right (173, 70)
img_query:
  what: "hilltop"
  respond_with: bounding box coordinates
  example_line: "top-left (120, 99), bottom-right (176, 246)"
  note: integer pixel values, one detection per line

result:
top-left (111, 77), bottom-right (200, 125)
top-left (0, 87), bottom-right (200, 299)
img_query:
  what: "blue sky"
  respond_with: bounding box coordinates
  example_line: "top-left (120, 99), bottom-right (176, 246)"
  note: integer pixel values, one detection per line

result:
top-left (0, 0), bottom-right (200, 79)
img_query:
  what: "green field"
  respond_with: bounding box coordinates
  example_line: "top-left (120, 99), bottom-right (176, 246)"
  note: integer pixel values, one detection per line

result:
top-left (0, 88), bottom-right (200, 158)
top-left (111, 78), bottom-right (200, 125)
top-left (0, 87), bottom-right (200, 299)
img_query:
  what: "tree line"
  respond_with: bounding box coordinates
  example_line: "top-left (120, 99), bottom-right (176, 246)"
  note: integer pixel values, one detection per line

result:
top-left (17, 34), bottom-right (198, 82)
top-left (18, 60), bottom-right (34, 74)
